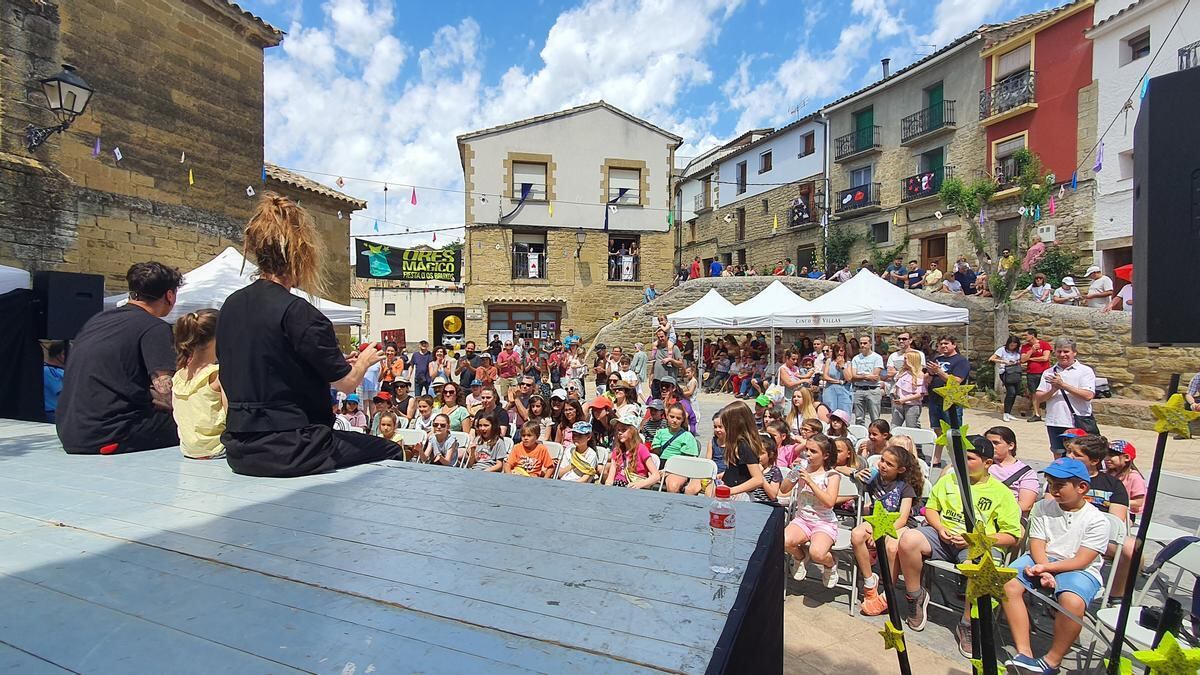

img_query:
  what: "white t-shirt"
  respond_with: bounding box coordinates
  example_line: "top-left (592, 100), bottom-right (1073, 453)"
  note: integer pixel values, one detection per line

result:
top-left (1025, 284), bottom-right (1052, 302)
top-left (558, 447), bottom-right (599, 481)
top-left (992, 347), bottom-right (1021, 373)
top-left (1028, 498), bottom-right (1110, 583)
top-left (1054, 286), bottom-right (1081, 304)
top-left (1037, 361), bottom-right (1096, 427)
top-left (795, 469), bottom-right (839, 523)
top-left (1117, 284), bottom-right (1133, 312)
top-left (1087, 275), bottom-right (1114, 308)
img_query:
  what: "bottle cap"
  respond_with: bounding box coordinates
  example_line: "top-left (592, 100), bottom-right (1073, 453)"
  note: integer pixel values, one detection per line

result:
top-left (715, 485), bottom-right (731, 499)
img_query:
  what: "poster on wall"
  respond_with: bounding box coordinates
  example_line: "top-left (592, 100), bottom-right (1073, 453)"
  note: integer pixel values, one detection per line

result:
top-left (491, 329), bottom-right (514, 345)
top-left (355, 239), bottom-right (461, 282)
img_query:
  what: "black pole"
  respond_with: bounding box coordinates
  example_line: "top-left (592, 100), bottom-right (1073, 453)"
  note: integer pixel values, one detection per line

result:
top-left (946, 406), bottom-right (999, 675)
top-left (1106, 373), bottom-right (1181, 675)
top-left (874, 536), bottom-right (913, 675)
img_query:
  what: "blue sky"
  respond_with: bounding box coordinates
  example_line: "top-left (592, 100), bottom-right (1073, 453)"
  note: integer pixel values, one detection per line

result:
top-left (237, 0), bottom-right (1054, 245)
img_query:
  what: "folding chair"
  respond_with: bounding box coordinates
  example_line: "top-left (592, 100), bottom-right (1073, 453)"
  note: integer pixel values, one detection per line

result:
top-left (830, 473), bottom-right (865, 615)
top-left (543, 441), bottom-right (566, 479)
top-left (848, 424), bottom-right (869, 441)
top-left (892, 426), bottom-right (938, 462)
top-left (1143, 471), bottom-right (1200, 544)
top-left (656, 456), bottom-right (718, 491)
top-left (396, 428), bottom-right (426, 462)
top-left (450, 431), bottom-right (470, 464)
top-left (593, 447), bottom-right (612, 485)
top-left (1097, 540), bottom-right (1200, 655)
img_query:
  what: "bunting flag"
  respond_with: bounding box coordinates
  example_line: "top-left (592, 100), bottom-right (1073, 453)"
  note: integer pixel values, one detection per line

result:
top-left (373, 220), bottom-right (379, 232)
top-left (1034, 204), bottom-right (1041, 221)
top-left (1048, 196), bottom-right (1056, 216)
top-left (337, 210), bottom-right (343, 220)
top-left (1071, 171), bottom-right (1078, 190)
top-left (261, 165), bottom-right (267, 183)
top-left (667, 210), bottom-right (673, 227)
top-left (188, 168), bottom-right (194, 186)
top-left (114, 147), bottom-right (123, 161)
top-left (548, 201), bottom-right (554, 218)
top-left (410, 187), bottom-right (417, 205)
top-left (432, 232), bottom-right (437, 242)
top-left (1059, 184), bottom-right (1066, 200)
top-left (336, 176), bottom-right (345, 188)
top-left (180, 151), bottom-right (186, 163)
top-left (891, 211), bottom-right (897, 226)
top-left (92, 138), bottom-right (101, 158)
top-left (603, 187), bottom-right (630, 231)
top-left (246, 186), bottom-right (255, 197)
top-left (1093, 141), bottom-right (1104, 173)
top-left (773, 214), bottom-right (779, 231)
top-left (1140, 78), bottom-right (1149, 100)
top-left (1018, 206), bottom-right (1027, 216)
top-left (978, 208), bottom-right (986, 226)
top-left (501, 183), bottom-right (533, 221)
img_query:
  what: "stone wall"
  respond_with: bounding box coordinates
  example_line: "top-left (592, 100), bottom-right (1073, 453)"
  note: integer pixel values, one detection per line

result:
top-left (595, 276), bottom-right (1200, 404)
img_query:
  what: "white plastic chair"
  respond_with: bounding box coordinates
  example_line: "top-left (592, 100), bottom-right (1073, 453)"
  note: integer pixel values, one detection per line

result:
top-left (450, 431), bottom-right (470, 451)
top-left (848, 424), bottom-right (869, 440)
top-left (893, 426), bottom-right (938, 460)
top-left (594, 446), bottom-right (612, 485)
top-left (656, 456), bottom-right (718, 491)
top-left (396, 428), bottom-right (426, 461)
top-left (830, 474), bottom-right (864, 615)
top-left (543, 441), bottom-right (567, 479)
top-left (1097, 540), bottom-right (1200, 661)
top-left (1143, 471), bottom-right (1200, 543)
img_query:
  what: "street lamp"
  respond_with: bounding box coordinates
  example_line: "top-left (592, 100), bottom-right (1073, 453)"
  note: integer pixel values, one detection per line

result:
top-left (575, 227), bottom-right (586, 258)
top-left (26, 64), bottom-right (95, 152)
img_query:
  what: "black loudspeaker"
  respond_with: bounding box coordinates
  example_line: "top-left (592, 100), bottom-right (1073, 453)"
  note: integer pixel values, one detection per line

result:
top-left (1132, 66), bottom-right (1200, 346)
top-left (32, 271), bottom-right (104, 340)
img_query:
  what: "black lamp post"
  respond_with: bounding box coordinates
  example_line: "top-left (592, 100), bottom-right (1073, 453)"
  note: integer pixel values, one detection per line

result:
top-left (26, 64), bottom-right (95, 152)
top-left (575, 227), bottom-right (586, 258)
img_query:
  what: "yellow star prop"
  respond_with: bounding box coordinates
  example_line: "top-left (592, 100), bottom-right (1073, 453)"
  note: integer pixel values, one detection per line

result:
top-left (1132, 631), bottom-right (1200, 675)
top-left (958, 554), bottom-right (1016, 606)
top-left (1103, 657), bottom-right (1133, 675)
top-left (963, 519), bottom-right (998, 563)
top-left (936, 420), bottom-right (974, 450)
top-left (969, 658), bottom-right (1001, 675)
top-left (1151, 394), bottom-right (1200, 438)
top-left (864, 501), bottom-right (901, 542)
top-left (934, 374), bottom-right (975, 411)
top-left (879, 620), bottom-right (906, 653)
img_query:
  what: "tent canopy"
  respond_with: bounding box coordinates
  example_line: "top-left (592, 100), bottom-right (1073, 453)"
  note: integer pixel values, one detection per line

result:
top-left (801, 269), bottom-right (969, 327)
top-left (667, 289), bottom-right (738, 329)
top-left (103, 247), bottom-right (363, 325)
top-left (0, 264), bottom-right (30, 296)
top-left (725, 280), bottom-right (816, 328)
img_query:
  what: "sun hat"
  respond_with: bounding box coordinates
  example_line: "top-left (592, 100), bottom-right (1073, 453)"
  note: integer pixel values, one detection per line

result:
top-left (571, 421), bottom-right (593, 435)
top-left (550, 388), bottom-right (568, 400)
top-left (1061, 276), bottom-right (1077, 286)
top-left (431, 376), bottom-right (447, 387)
top-left (615, 413), bottom-right (642, 428)
top-left (1042, 457), bottom-right (1092, 483)
top-left (1109, 439), bottom-right (1136, 461)
top-left (830, 409), bottom-right (851, 425)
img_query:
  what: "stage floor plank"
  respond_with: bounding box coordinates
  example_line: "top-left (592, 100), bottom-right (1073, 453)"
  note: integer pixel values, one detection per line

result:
top-left (0, 421), bottom-right (774, 674)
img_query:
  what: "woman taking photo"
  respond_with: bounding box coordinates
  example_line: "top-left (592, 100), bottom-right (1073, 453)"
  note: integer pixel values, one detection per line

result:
top-left (821, 343), bottom-right (852, 414)
top-left (990, 335), bottom-right (1023, 423)
top-left (428, 347), bottom-right (452, 386)
top-left (216, 195), bottom-right (398, 477)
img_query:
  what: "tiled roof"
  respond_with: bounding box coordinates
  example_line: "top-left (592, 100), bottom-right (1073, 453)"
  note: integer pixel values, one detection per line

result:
top-left (1087, 0), bottom-right (1146, 32)
top-left (265, 163), bottom-right (368, 209)
top-left (981, 1), bottom-right (1082, 50)
top-left (456, 101), bottom-right (683, 145)
top-left (822, 32), bottom-right (981, 111)
top-left (197, 0), bottom-right (284, 46)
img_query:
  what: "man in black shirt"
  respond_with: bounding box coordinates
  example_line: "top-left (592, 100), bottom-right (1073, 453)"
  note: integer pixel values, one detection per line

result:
top-left (925, 335), bottom-right (971, 467)
top-left (56, 262), bottom-right (182, 454)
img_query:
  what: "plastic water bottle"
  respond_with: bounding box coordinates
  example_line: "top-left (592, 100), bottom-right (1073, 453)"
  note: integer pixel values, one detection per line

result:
top-left (709, 485), bottom-right (737, 574)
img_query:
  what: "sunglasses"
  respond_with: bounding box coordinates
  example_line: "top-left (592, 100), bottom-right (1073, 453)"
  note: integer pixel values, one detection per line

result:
top-left (520, 382), bottom-right (533, 387)
top-left (443, 389), bottom-right (457, 395)
top-left (898, 336), bottom-right (910, 341)
top-left (432, 423), bottom-right (448, 428)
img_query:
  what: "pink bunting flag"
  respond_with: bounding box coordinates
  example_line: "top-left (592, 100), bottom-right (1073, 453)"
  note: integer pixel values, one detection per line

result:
top-left (1048, 196), bottom-right (1056, 215)
top-left (92, 138), bottom-right (101, 158)
top-left (410, 187), bottom-right (417, 206)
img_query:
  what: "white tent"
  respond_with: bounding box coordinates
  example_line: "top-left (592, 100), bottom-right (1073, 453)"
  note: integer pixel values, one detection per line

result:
top-left (724, 280), bottom-right (814, 328)
top-left (0, 264), bottom-right (30, 295)
top-left (802, 268), bottom-right (969, 327)
top-left (668, 288), bottom-right (737, 329)
top-left (103, 247), bottom-right (364, 325)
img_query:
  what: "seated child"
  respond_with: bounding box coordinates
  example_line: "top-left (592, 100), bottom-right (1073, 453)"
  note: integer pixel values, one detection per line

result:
top-left (342, 394), bottom-right (368, 431)
top-left (170, 308), bottom-right (226, 460)
top-left (655, 404), bottom-right (700, 493)
top-left (406, 395), bottom-right (436, 461)
top-left (421, 414), bottom-right (460, 466)
top-left (1002, 458), bottom-right (1110, 675)
top-left (466, 415), bottom-right (509, 471)
top-left (985, 426), bottom-right (1041, 518)
top-left (1063, 434), bottom-right (1133, 599)
top-left (505, 421), bottom-right (556, 477)
top-left (750, 432), bottom-right (784, 506)
top-left (606, 413), bottom-right (660, 489)
top-left (558, 422), bottom-right (600, 483)
top-left (376, 411), bottom-right (403, 444)
top-left (767, 421), bottom-right (800, 469)
top-left (896, 439), bottom-right (1021, 655)
top-left (369, 392), bottom-right (394, 435)
top-left (1106, 440), bottom-right (1145, 516)
top-left (780, 434), bottom-right (842, 589)
top-left (641, 399), bottom-right (667, 443)
top-left (852, 445), bottom-right (923, 615)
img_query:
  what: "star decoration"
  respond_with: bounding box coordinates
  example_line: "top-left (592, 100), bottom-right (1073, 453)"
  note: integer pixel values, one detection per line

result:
top-left (958, 554), bottom-right (1017, 606)
top-left (934, 374), bottom-right (975, 410)
top-left (963, 519), bottom-right (998, 563)
top-left (864, 501), bottom-right (901, 542)
top-left (1132, 632), bottom-right (1200, 675)
top-left (1103, 657), bottom-right (1133, 675)
top-left (936, 420), bottom-right (974, 450)
top-left (1151, 394), bottom-right (1200, 438)
top-left (969, 658), bottom-right (1001, 675)
top-left (879, 620), bottom-right (906, 653)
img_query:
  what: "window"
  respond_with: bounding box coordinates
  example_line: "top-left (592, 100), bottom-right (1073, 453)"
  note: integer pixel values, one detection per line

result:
top-left (996, 43), bottom-right (1031, 80)
top-left (511, 232), bottom-right (547, 279)
top-left (737, 249), bottom-right (747, 266)
top-left (488, 307), bottom-right (561, 351)
top-left (512, 161), bottom-right (548, 200)
top-left (850, 165), bottom-right (873, 188)
top-left (801, 132), bottom-right (816, 157)
top-left (994, 135), bottom-right (1026, 185)
top-left (761, 198), bottom-right (769, 214)
top-left (607, 235), bottom-right (641, 281)
top-left (1123, 31), bottom-right (1151, 65)
top-left (736, 161), bottom-right (747, 194)
top-left (384, 303), bottom-right (396, 316)
top-left (608, 167), bottom-right (641, 204)
top-left (870, 222), bottom-right (889, 244)
top-left (759, 150), bottom-right (773, 174)
top-left (701, 176), bottom-right (712, 209)
top-left (1119, 150), bottom-right (1135, 180)
top-left (735, 208), bottom-right (746, 241)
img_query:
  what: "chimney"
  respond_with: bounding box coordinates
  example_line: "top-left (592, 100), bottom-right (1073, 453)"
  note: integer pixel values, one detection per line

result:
top-left (881, 58), bottom-right (891, 78)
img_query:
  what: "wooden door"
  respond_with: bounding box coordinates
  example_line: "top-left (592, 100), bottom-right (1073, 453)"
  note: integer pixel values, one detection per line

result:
top-left (921, 235), bottom-right (947, 275)
top-left (927, 82), bottom-right (944, 128)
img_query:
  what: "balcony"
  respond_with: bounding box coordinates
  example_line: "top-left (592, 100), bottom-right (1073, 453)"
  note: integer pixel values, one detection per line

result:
top-left (900, 101), bottom-right (956, 145)
top-left (901, 166), bottom-right (953, 203)
top-left (834, 126), bottom-right (881, 162)
top-left (979, 70), bottom-right (1037, 124)
top-left (835, 182), bottom-right (882, 214)
top-left (1181, 40), bottom-right (1200, 71)
top-left (789, 198), bottom-right (817, 228)
top-left (511, 249), bottom-right (547, 279)
top-left (993, 156), bottom-right (1021, 190)
top-left (607, 253), bottom-right (641, 282)
top-left (693, 193), bottom-right (712, 213)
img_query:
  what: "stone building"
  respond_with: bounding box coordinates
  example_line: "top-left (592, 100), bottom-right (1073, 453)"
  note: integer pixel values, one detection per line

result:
top-left (676, 116), bottom-right (827, 274)
top-left (1086, 0), bottom-right (1200, 278)
top-left (456, 101), bottom-right (681, 347)
top-left (0, 0), bottom-right (359, 306)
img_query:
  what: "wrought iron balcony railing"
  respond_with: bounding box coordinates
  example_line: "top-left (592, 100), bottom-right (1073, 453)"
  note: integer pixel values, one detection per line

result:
top-left (979, 70), bottom-right (1036, 120)
top-left (1180, 40), bottom-right (1200, 71)
top-left (900, 100), bottom-right (956, 144)
top-left (835, 182), bottom-right (881, 213)
top-left (834, 126), bottom-right (881, 161)
top-left (900, 166), bottom-right (954, 203)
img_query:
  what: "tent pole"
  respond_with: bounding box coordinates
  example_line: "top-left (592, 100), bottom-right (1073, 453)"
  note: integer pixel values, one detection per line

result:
top-left (699, 327), bottom-right (705, 399)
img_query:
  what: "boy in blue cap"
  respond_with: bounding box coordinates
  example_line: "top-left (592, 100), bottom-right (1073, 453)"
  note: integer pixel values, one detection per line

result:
top-left (1001, 457), bottom-right (1111, 674)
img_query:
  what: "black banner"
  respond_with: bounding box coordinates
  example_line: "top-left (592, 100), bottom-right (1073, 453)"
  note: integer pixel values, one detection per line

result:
top-left (355, 239), bottom-right (461, 282)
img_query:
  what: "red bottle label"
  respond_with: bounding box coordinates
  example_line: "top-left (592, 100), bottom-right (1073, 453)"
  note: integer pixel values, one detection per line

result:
top-left (710, 511), bottom-right (734, 529)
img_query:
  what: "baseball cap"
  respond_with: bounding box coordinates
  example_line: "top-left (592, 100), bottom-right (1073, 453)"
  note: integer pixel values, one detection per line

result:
top-left (550, 388), bottom-right (568, 400)
top-left (1109, 439), bottom-right (1137, 461)
top-left (470, 379), bottom-right (483, 387)
top-left (1085, 265), bottom-right (1102, 276)
top-left (646, 399), bottom-right (665, 411)
top-left (1059, 428), bottom-right (1089, 439)
top-left (615, 413), bottom-right (642, 428)
top-left (479, 353), bottom-right (492, 360)
top-left (755, 394), bottom-right (771, 407)
top-left (595, 343), bottom-right (607, 350)
top-left (1061, 276), bottom-right (1077, 286)
top-left (571, 421), bottom-right (593, 435)
top-left (372, 392), bottom-right (392, 402)
top-left (1042, 457), bottom-right (1092, 483)
top-left (658, 375), bottom-right (678, 386)
top-left (965, 434), bottom-right (994, 460)
top-left (346, 393), bottom-right (360, 403)
top-left (588, 396), bottom-right (613, 410)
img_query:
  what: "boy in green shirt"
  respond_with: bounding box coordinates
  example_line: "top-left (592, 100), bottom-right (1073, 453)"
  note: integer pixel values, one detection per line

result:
top-left (896, 437), bottom-right (1022, 657)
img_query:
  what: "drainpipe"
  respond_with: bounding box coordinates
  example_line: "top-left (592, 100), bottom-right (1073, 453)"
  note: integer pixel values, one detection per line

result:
top-left (816, 113), bottom-right (831, 272)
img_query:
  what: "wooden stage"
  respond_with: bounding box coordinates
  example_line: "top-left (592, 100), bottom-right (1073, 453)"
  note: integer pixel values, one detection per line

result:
top-left (0, 420), bottom-right (781, 674)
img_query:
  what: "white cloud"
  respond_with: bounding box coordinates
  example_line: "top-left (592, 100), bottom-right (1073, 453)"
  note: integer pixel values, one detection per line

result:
top-left (920, 0), bottom-right (1008, 48)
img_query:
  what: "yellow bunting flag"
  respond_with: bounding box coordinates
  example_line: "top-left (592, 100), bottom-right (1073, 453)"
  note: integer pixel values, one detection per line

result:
top-left (548, 201), bottom-right (554, 218)
top-left (188, 168), bottom-right (194, 186)
top-left (772, 214), bottom-right (779, 231)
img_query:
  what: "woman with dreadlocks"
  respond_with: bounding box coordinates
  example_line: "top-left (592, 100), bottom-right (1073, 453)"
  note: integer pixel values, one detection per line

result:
top-left (216, 193), bottom-right (400, 477)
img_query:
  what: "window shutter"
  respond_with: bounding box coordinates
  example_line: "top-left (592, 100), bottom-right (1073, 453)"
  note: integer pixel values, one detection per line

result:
top-left (996, 43), bottom-right (1031, 79)
top-left (512, 162), bottom-right (547, 199)
top-left (995, 136), bottom-right (1026, 159)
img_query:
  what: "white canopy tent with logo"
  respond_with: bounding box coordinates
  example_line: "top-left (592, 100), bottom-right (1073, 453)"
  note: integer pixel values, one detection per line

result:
top-left (666, 288), bottom-right (737, 397)
top-left (103, 247), bottom-right (364, 325)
